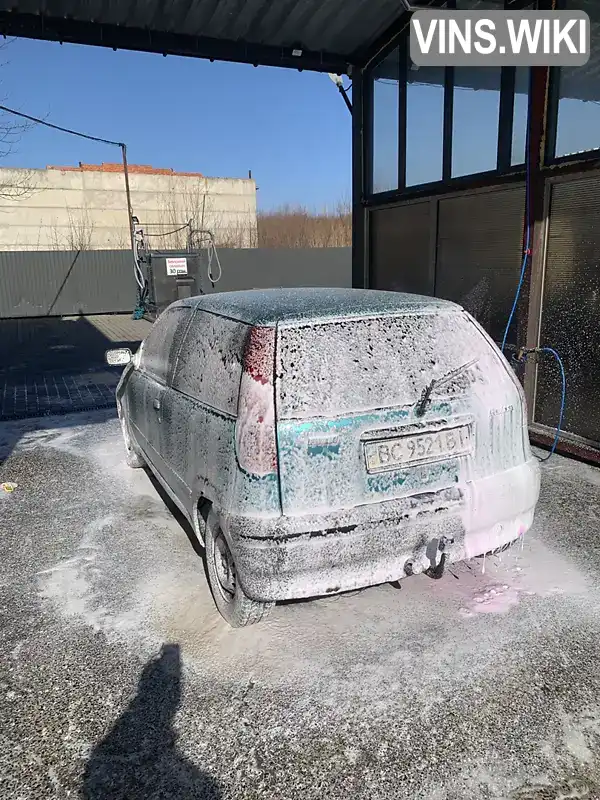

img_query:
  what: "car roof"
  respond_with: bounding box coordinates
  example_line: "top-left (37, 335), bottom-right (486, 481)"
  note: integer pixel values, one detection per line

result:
top-left (171, 287), bottom-right (461, 326)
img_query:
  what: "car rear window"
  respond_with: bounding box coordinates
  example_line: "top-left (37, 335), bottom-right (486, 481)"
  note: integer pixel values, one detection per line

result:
top-left (275, 310), bottom-right (498, 420)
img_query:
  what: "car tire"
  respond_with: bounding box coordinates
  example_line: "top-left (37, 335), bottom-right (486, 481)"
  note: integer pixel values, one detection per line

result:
top-left (204, 511), bottom-right (273, 627)
top-left (119, 416), bottom-right (145, 469)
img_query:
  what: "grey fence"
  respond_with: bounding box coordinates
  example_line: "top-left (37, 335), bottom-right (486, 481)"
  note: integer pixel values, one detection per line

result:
top-left (205, 248), bottom-right (351, 293)
top-left (0, 247), bottom-right (352, 319)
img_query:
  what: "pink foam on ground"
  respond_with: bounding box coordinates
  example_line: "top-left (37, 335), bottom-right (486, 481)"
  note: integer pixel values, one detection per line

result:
top-left (459, 583), bottom-right (521, 617)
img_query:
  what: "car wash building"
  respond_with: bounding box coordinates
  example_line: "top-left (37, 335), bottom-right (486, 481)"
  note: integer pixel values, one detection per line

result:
top-left (2, 0), bottom-right (599, 461)
top-left (352, 0), bottom-right (600, 466)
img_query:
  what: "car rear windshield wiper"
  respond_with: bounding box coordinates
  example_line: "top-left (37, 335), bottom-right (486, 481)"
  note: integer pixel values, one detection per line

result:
top-left (415, 357), bottom-right (479, 417)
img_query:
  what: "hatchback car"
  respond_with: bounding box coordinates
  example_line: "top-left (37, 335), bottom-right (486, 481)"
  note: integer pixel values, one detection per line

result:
top-left (106, 287), bottom-right (540, 627)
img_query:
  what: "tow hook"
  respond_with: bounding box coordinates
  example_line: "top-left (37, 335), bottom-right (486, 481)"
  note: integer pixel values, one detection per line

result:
top-left (425, 536), bottom-right (454, 580)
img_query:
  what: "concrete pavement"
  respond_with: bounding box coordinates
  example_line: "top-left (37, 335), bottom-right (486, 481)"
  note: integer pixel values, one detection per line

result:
top-left (1, 409), bottom-right (600, 799)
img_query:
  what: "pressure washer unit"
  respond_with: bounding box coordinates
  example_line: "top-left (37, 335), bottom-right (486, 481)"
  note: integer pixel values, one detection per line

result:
top-left (132, 217), bottom-right (222, 320)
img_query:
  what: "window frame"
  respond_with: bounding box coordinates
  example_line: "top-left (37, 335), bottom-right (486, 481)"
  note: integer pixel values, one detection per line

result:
top-left (368, 42), bottom-right (402, 195)
top-left (546, 75), bottom-right (600, 167)
top-left (404, 44), bottom-right (445, 188)
top-left (365, 0), bottom-right (535, 200)
top-left (545, 0), bottom-right (600, 165)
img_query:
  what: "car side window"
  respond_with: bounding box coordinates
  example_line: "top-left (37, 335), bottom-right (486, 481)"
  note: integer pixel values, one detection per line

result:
top-left (139, 307), bottom-right (193, 385)
top-left (171, 309), bottom-right (248, 415)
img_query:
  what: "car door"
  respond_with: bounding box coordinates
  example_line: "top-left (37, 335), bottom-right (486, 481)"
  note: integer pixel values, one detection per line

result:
top-left (134, 305), bottom-right (193, 478)
top-left (165, 309), bottom-right (248, 512)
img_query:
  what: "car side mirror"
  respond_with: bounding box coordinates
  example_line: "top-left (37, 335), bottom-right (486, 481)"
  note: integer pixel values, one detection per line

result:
top-left (106, 348), bottom-right (132, 366)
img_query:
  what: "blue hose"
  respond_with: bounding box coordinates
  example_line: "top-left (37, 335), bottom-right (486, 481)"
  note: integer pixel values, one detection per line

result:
top-left (536, 347), bottom-right (566, 462)
top-left (501, 248), bottom-right (529, 355)
top-left (499, 75), bottom-right (565, 462)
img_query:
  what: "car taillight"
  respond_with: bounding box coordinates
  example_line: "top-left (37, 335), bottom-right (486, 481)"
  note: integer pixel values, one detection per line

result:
top-left (235, 326), bottom-right (278, 477)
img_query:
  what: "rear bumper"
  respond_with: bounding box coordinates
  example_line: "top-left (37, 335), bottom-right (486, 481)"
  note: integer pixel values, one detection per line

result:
top-left (224, 458), bottom-right (540, 602)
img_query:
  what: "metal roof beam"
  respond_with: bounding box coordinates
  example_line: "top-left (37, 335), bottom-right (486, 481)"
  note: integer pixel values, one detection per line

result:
top-left (0, 10), bottom-right (352, 74)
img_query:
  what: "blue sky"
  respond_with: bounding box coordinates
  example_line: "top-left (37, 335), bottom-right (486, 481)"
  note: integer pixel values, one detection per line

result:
top-left (0, 37), bottom-right (352, 211)
top-left (3, 37), bottom-right (599, 210)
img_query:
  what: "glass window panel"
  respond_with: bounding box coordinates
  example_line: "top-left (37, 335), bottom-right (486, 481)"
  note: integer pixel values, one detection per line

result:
top-left (371, 48), bottom-right (400, 194)
top-left (406, 60), bottom-right (445, 186)
top-left (511, 66), bottom-right (530, 166)
top-left (451, 0), bottom-right (503, 178)
top-left (452, 66), bottom-right (501, 178)
top-left (554, 0), bottom-right (600, 158)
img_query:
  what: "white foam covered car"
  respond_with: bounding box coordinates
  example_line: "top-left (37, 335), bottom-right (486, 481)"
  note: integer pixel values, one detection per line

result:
top-left (108, 288), bottom-right (541, 626)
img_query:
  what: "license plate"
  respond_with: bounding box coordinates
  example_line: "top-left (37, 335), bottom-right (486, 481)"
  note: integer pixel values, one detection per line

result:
top-left (364, 425), bottom-right (472, 473)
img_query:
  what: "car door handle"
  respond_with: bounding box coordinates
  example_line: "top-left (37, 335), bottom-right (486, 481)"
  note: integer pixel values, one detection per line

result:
top-left (153, 398), bottom-right (161, 411)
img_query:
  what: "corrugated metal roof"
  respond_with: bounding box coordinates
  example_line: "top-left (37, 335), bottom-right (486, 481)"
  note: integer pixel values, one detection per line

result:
top-left (0, 0), bottom-right (408, 73)
top-left (1, 1), bottom-right (598, 99)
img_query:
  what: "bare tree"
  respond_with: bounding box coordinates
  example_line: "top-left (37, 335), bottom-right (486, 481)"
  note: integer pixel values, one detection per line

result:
top-left (0, 40), bottom-right (36, 201)
top-left (149, 176), bottom-right (257, 250)
top-left (257, 202), bottom-right (352, 248)
top-left (106, 226), bottom-right (132, 250)
top-left (0, 166), bottom-right (37, 201)
top-left (49, 204), bottom-right (96, 251)
top-left (212, 215), bottom-right (258, 248)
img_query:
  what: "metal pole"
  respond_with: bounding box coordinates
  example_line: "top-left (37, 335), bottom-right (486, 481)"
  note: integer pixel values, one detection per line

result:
top-left (351, 70), bottom-right (368, 289)
top-left (338, 84), bottom-right (353, 114)
top-left (121, 143), bottom-right (135, 252)
top-left (523, 63), bottom-right (550, 422)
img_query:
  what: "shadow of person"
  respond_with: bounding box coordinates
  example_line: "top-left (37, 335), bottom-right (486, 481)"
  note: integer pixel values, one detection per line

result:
top-left (82, 644), bottom-right (221, 800)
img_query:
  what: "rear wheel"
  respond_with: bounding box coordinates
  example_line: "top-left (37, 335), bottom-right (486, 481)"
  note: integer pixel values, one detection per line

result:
top-left (204, 511), bottom-right (272, 627)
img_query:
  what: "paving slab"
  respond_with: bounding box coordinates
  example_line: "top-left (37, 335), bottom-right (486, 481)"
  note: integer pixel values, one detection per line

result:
top-left (0, 314), bottom-right (151, 421)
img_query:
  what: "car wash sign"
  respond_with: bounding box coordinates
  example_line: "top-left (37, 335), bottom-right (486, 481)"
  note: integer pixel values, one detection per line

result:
top-left (166, 257), bottom-right (188, 276)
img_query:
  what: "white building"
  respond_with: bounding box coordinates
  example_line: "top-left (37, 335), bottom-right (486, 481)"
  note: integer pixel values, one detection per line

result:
top-left (0, 162), bottom-right (258, 251)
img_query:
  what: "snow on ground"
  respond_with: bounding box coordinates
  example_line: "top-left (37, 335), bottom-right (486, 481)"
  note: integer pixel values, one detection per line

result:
top-left (2, 409), bottom-right (600, 799)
